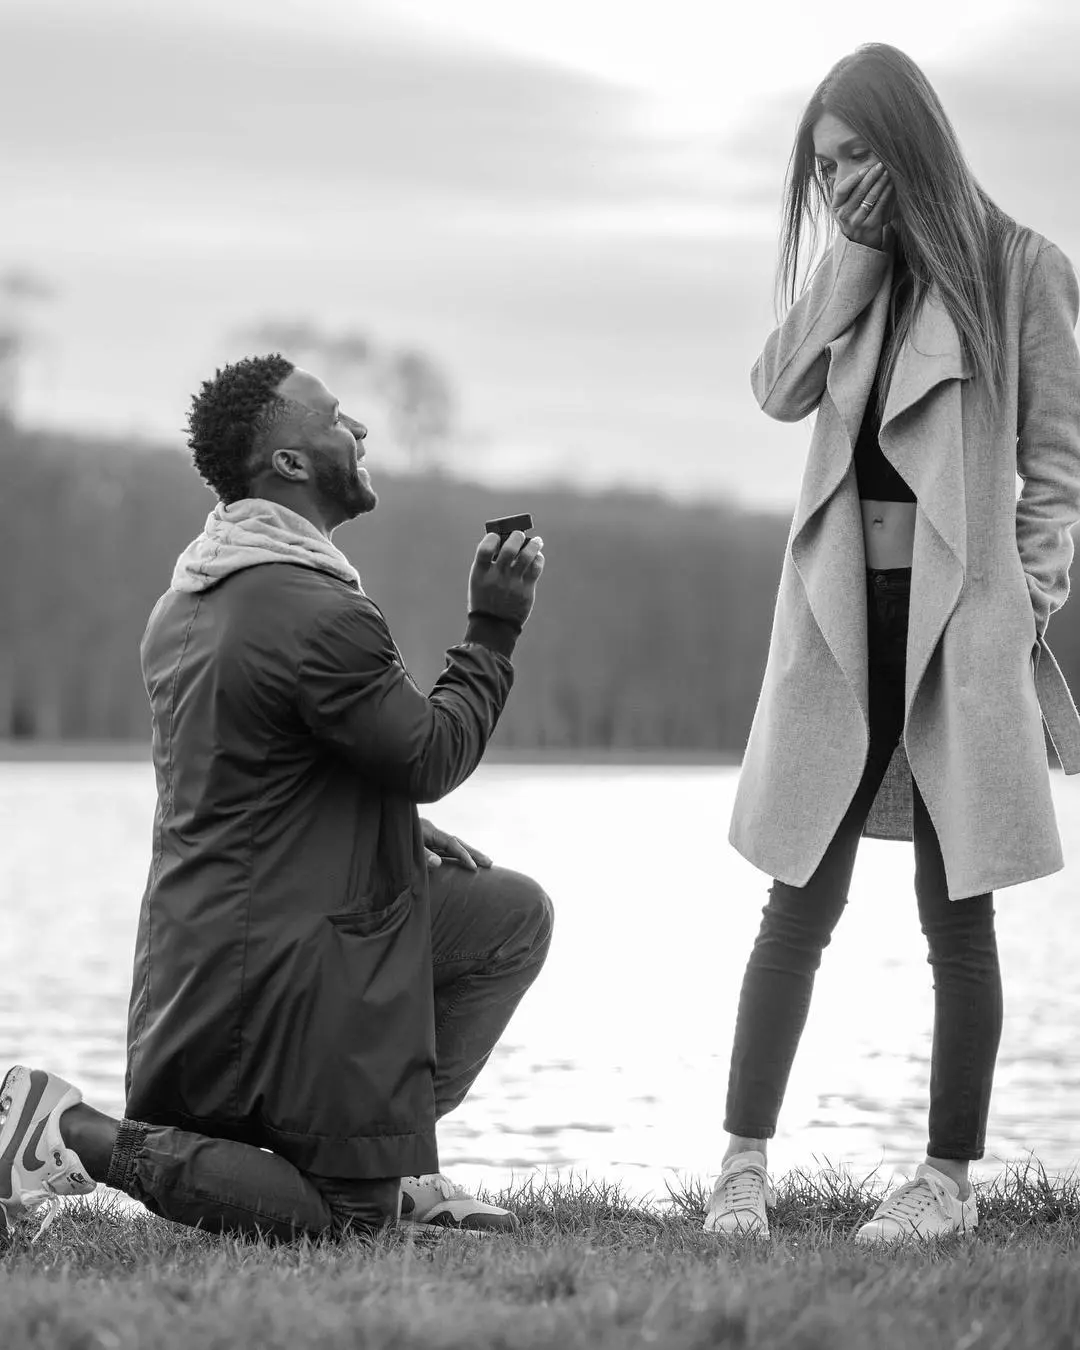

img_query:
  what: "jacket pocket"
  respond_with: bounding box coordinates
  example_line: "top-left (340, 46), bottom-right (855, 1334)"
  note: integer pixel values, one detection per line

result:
top-left (327, 884), bottom-right (413, 939)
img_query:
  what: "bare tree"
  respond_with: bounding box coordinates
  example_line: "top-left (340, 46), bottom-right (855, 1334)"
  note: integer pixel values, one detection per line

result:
top-left (237, 319), bottom-right (326, 362)
top-left (0, 268), bottom-right (54, 423)
top-left (236, 320), bottom-right (375, 415)
top-left (322, 332), bottom-right (374, 390)
top-left (380, 348), bottom-right (454, 473)
top-left (0, 333), bottom-right (19, 424)
top-left (232, 320), bottom-right (456, 473)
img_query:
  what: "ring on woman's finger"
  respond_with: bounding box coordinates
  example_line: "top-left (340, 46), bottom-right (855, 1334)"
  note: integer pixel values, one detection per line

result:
top-left (860, 198), bottom-right (875, 211)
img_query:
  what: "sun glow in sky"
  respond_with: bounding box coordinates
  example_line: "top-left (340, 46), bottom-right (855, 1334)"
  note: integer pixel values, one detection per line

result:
top-left (165, 0), bottom-right (1026, 117)
top-left (5, 0), bottom-right (1079, 507)
top-left (383, 0), bottom-right (1023, 121)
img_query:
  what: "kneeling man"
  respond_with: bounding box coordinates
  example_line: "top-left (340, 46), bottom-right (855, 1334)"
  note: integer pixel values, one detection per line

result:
top-left (1, 354), bottom-right (552, 1241)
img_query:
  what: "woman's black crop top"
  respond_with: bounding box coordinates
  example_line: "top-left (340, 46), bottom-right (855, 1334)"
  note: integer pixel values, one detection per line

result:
top-left (853, 268), bottom-right (916, 503)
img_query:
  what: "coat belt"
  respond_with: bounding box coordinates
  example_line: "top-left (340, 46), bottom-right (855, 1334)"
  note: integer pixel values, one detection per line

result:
top-left (1036, 635), bottom-right (1080, 773)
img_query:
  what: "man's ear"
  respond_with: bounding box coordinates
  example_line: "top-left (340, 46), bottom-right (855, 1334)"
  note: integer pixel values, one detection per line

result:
top-left (268, 446), bottom-right (312, 483)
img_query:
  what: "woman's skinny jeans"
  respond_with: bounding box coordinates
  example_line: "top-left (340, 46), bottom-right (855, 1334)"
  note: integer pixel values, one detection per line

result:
top-left (724, 566), bottom-right (1003, 1161)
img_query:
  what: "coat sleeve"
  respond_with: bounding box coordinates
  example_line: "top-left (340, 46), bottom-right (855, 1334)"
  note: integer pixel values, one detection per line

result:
top-left (1016, 240), bottom-right (1080, 640)
top-left (297, 599), bottom-right (516, 803)
top-left (751, 234), bottom-right (890, 422)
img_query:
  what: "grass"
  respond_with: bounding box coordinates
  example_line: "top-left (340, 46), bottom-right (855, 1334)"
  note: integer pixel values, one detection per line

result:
top-left (2, 1160), bottom-right (1079, 1350)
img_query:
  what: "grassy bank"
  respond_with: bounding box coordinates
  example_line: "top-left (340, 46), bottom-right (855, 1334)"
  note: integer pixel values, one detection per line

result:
top-left (2, 1163), bottom-right (1078, 1349)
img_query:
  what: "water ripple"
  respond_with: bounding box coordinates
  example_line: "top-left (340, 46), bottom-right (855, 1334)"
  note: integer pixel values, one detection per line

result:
top-left (3, 760), bottom-right (1080, 1197)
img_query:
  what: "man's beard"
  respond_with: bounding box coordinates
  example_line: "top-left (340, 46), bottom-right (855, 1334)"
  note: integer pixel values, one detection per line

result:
top-left (314, 456), bottom-right (378, 519)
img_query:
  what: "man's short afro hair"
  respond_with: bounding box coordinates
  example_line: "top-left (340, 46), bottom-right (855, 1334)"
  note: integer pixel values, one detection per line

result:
top-left (187, 353), bottom-right (296, 504)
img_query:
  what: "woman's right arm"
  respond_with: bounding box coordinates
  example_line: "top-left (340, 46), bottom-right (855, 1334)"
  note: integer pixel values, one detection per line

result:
top-left (751, 234), bottom-right (891, 422)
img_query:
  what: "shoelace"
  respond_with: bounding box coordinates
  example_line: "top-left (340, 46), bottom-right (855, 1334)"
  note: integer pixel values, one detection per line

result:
top-left (416, 1173), bottom-right (470, 1202)
top-left (872, 1172), bottom-right (954, 1225)
top-left (15, 1185), bottom-right (64, 1244)
top-left (716, 1165), bottom-right (768, 1213)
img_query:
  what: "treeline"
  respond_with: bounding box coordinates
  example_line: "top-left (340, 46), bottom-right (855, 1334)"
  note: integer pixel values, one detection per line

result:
top-left (4, 421), bottom-right (1080, 754)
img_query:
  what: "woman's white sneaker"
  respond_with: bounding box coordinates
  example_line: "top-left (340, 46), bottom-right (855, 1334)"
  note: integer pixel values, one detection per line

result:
top-left (703, 1150), bottom-right (774, 1237)
top-left (854, 1163), bottom-right (978, 1245)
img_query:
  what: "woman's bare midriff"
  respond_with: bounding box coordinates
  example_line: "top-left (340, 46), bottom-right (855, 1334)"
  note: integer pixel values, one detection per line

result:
top-left (861, 499), bottom-right (916, 568)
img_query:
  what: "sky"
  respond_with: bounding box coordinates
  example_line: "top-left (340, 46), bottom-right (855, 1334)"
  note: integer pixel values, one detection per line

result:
top-left (4, 0), bottom-right (1080, 509)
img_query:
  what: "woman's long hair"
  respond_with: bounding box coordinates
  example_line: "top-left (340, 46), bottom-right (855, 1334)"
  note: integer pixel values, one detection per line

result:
top-left (778, 43), bottom-right (1019, 414)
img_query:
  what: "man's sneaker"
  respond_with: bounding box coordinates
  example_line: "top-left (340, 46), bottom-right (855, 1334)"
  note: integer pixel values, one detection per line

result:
top-left (0, 1066), bottom-right (96, 1243)
top-left (854, 1163), bottom-right (978, 1245)
top-left (703, 1150), bottom-right (774, 1237)
top-left (399, 1174), bottom-right (519, 1233)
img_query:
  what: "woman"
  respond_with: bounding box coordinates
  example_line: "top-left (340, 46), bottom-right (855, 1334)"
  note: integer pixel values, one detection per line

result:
top-left (709, 43), bottom-right (1080, 1243)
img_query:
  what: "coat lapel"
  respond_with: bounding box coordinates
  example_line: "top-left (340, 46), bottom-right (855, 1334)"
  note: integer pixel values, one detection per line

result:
top-left (880, 287), bottom-right (972, 572)
top-left (790, 262), bottom-right (893, 546)
top-left (790, 266), bottom-right (974, 729)
top-left (789, 267), bottom-right (893, 726)
top-left (880, 287), bottom-right (972, 718)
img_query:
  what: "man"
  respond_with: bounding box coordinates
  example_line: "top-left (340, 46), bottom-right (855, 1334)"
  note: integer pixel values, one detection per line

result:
top-left (0, 353), bottom-right (551, 1242)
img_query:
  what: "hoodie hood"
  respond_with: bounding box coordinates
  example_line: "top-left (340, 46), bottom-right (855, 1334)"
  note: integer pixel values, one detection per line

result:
top-left (171, 498), bottom-right (363, 594)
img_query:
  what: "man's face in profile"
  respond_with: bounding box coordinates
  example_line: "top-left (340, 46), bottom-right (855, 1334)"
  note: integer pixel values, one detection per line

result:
top-left (273, 367), bottom-right (378, 521)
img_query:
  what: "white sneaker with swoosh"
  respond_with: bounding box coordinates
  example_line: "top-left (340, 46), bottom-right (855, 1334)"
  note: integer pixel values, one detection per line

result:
top-left (0, 1066), bottom-right (96, 1243)
top-left (398, 1174), bottom-right (519, 1233)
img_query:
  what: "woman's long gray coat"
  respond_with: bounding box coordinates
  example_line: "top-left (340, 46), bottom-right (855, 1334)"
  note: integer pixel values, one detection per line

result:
top-left (729, 228), bottom-right (1080, 900)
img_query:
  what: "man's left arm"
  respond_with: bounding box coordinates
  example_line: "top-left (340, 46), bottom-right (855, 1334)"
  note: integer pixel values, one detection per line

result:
top-left (1016, 240), bottom-right (1080, 640)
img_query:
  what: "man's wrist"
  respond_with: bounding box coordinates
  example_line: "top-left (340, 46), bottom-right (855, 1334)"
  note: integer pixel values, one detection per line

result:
top-left (468, 608), bottom-right (523, 634)
top-left (465, 609), bottom-right (521, 658)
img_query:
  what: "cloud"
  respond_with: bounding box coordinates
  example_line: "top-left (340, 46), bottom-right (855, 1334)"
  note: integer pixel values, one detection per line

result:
top-left (3, 1), bottom-right (790, 510)
top-left (943, 9), bottom-right (1080, 248)
top-left (3, 7), bottom-right (677, 221)
top-left (4, 1), bottom-right (1076, 512)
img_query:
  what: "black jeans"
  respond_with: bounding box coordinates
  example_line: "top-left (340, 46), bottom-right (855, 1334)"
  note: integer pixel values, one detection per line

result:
top-left (724, 566), bottom-right (1003, 1161)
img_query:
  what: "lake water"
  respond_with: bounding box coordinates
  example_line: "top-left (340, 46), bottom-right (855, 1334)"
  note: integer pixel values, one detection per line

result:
top-left (3, 760), bottom-right (1079, 1204)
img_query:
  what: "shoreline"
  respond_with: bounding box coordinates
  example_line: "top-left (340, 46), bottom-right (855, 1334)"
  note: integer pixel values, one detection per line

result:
top-left (0, 740), bottom-right (742, 767)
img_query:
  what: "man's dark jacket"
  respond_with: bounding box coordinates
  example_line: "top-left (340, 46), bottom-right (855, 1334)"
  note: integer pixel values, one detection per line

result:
top-left (126, 559), bottom-right (516, 1178)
